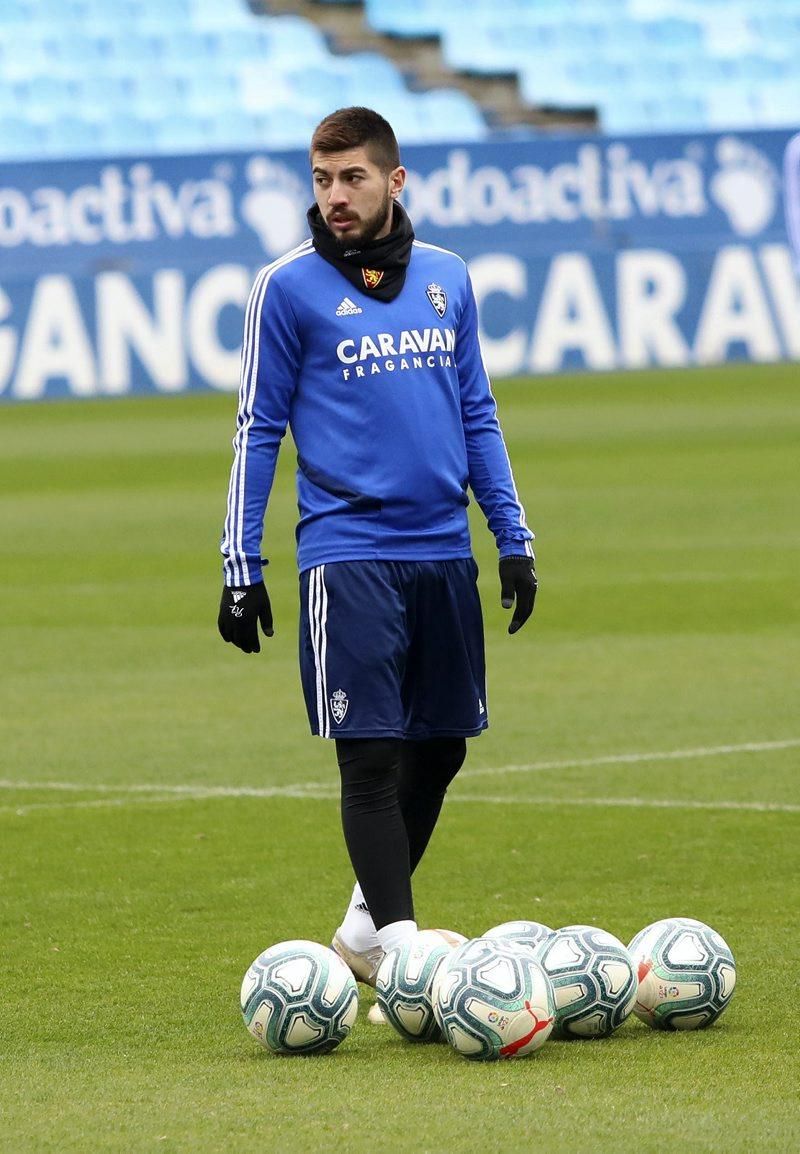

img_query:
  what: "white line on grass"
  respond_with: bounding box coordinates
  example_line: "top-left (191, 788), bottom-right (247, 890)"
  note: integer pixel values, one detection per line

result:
top-left (2, 792), bottom-right (798, 817)
top-left (458, 738), bottom-right (800, 780)
top-left (0, 779), bottom-right (334, 798)
top-left (449, 794), bottom-right (800, 814)
top-left (0, 784), bottom-right (339, 816)
top-left (0, 737), bottom-right (797, 817)
top-left (1, 736), bottom-right (796, 801)
top-left (0, 795), bottom-right (194, 816)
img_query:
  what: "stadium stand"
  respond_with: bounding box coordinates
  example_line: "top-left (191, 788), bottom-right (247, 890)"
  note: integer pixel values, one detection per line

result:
top-left (0, 0), bottom-right (799, 161)
top-left (0, 0), bottom-right (488, 160)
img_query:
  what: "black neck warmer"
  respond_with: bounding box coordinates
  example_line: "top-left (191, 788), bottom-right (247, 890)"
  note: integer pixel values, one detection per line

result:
top-left (307, 201), bottom-right (415, 302)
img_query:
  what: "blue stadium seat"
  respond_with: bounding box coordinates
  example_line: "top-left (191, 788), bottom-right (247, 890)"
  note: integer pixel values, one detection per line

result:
top-left (107, 30), bottom-right (188, 66)
top-left (203, 26), bottom-right (274, 62)
top-left (748, 12), bottom-right (800, 43)
top-left (73, 0), bottom-right (145, 20)
top-left (256, 15), bottom-right (331, 62)
top-left (444, 23), bottom-right (556, 73)
top-left (0, 84), bottom-right (23, 119)
top-left (127, 74), bottom-right (188, 120)
top-left (602, 92), bottom-right (708, 134)
top-left (182, 71), bottom-right (241, 115)
top-left (703, 86), bottom-right (762, 130)
top-left (187, 0), bottom-right (261, 31)
top-left (0, 117), bottom-right (47, 159)
top-left (0, 0), bottom-right (32, 22)
top-left (269, 66), bottom-right (345, 115)
top-left (73, 74), bottom-right (134, 115)
top-left (14, 76), bottom-right (80, 123)
top-left (151, 112), bottom-right (215, 153)
top-left (205, 109), bottom-right (267, 151)
top-left (343, 52), bottom-right (408, 90)
top-left (565, 58), bottom-right (634, 91)
top-left (97, 114), bottom-right (157, 157)
top-left (41, 115), bottom-right (107, 158)
top-left (643, 17), bottom-right (704, 50)
top-left (132, 11), bottom-right (199, 37)
top-left (187, 0), bottom-right (251, 18)
top-left (51, 31), bottom-right (115, 71)
top-left (702, 16), bottom-right (758, 61)
top-left (415, 89), bottom-right (489, 141)
top-left (253, 106), bottom-right (321, 150)
top-left (726, 54), bottom-right (791, 82)
top-left (3, 0), bottom-right (798, 154)
top-left (365, 0), bottom-right (446, 38)
top-left (756, 81), bottom-right (800, 126)
top-left (287, 53), bottom-right (411, 113)
top-left (0, 28), bottom-right (57, 80)
top-left (27, 0), bottom-right (85, 18)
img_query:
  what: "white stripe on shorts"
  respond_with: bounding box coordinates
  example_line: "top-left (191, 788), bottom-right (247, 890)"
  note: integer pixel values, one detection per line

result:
top-left (308, 566), bottom-right (330, 737)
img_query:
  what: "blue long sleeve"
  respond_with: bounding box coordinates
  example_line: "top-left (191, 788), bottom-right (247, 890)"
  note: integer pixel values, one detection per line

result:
top-left (221, 244), bottom-right (309, 585)
top-left (221, 238), bottom-right (532, 581)
top-left (456, 272), bottom-right (534, 558)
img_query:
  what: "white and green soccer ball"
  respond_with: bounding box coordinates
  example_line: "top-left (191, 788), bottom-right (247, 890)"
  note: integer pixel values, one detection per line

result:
top-left (433, 936), bottom-right (556, 1061)
top-left (240, 940), bottom-right (358, 1055)
top-left (628, 917), bottom-right (736, 1031)
top-left (376, 929), bottom-right (460, 1042)
top-left (483, 919), bottom-right (555, 954)
top-left (534, 924), bottom-right (638, 1038)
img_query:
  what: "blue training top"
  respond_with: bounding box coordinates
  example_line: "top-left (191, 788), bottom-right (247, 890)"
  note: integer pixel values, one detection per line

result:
top-left (221, 236), bottom-right (533, 584)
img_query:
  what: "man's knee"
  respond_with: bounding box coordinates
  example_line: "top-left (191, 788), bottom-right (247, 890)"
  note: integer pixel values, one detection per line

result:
top-left (402, 737), bottom-right (466, 794)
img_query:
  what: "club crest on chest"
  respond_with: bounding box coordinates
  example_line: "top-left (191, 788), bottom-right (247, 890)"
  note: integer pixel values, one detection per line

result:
top-left (426, 282), bottom-right (447, 318)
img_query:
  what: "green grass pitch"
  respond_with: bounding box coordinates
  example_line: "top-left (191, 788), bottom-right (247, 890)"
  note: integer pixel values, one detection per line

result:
top-left (1, 363), bottom-right (798, 1153)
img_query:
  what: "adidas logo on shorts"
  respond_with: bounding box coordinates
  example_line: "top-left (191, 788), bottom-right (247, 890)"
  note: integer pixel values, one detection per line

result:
top-left (336, 297), bottom-right (363, 316)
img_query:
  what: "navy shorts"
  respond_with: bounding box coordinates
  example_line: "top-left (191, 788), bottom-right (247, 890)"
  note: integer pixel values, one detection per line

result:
top-left (299, 559), bottom-right (487, 740)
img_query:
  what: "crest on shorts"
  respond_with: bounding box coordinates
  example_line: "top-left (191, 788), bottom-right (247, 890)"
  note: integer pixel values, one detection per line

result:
top-left (426, 282), bottom-right (447, 318)
top-left (330, 688), bottom-right (349, 724)
top-left (362, 268), bottom-right (384, 289)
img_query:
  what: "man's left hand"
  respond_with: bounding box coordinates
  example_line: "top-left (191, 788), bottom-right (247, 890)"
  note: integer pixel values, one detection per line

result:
top-left (499, 555), bottom-right (537, 635)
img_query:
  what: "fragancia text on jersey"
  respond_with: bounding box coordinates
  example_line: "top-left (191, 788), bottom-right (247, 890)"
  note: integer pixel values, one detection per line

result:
top-left (336, 327), bottom-right (456, 379)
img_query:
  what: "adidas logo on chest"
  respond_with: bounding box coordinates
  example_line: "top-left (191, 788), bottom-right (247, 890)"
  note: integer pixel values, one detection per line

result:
top-left (335, 297), bottom-right (363, 317)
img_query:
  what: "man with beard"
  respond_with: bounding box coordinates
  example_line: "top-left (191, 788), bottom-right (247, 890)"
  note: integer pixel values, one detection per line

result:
top-left (218, 106), bottom-right (536, 989)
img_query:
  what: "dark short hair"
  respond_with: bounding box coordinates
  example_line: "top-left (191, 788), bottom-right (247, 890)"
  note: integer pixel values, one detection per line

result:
top-left (310, 106), bottom-right (400, 173)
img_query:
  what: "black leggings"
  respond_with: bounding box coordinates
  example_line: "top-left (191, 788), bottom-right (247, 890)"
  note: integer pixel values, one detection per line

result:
top-left (335, 737), bottom-right (466, 932)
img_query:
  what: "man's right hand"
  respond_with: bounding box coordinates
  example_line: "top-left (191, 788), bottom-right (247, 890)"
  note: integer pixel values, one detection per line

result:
top-left (218, 581), bottom-right (274, 653)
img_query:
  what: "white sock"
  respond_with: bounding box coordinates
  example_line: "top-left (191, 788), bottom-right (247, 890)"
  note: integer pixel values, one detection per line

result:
top-left (338, 883), bottom-right (379, 953)
top-left (377, 920), bottom-right (418, 953)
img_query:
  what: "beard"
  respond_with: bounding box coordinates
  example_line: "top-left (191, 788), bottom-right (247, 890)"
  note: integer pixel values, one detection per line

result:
top-left (328, 191), bottom-right (394, 249)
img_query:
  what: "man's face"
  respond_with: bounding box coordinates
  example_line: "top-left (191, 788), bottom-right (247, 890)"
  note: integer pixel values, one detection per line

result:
top-left (311, 146), bottom-right (405, 247)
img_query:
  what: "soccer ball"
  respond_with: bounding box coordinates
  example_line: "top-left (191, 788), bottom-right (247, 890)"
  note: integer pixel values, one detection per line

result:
top-left (433, 937), bottom-right (555, 1061)
top-left (376, 929), bottom-right (459, 1041)
top-left (240, 939), bottom-right (358, 1055)
top-left (534, 924), bottom-right (638, 1038)
top-left (627, 917), bottom-right (736, 1030)
top-left (483, 919), bottom-right (554, 953)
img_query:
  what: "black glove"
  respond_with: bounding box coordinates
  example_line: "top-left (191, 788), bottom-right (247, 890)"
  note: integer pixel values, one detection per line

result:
top-left (499, 555), bottom-right (537, 635)
top-left (218, 581), bottom-right (273, 653)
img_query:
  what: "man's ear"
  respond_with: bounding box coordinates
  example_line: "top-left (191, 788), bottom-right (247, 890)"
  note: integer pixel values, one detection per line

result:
top-left (389, 165), bottom-right (406, 199)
